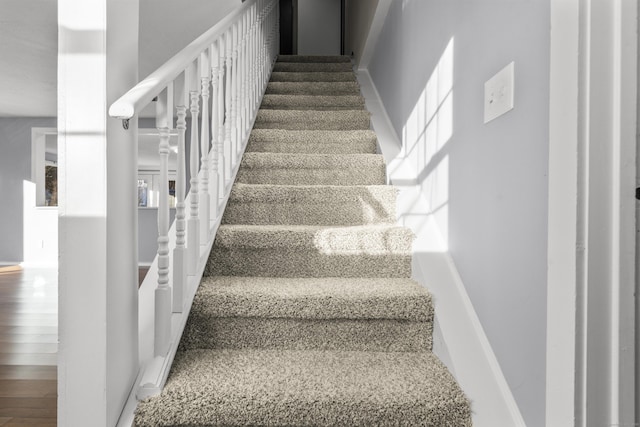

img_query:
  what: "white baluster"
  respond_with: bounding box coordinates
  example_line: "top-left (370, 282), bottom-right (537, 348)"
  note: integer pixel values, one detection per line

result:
top-left (199, 52), bottom-right (211, 243)
top-left (155, 85), bottom-right (173, 357)
top-left (217, 36), bottom-right (226, 197)
top-left (209, 41), bottom-right (220, 221)
top-left (250, 4), bottom-right (257, 115)
top-left (224, 29), bottom-right (233, 181)
top-left (241, 12), bottom-right (248, 142)
top-left (187, 62), bottom-right (200, 275)
top-left (173, 71), bottom-right (188, 313)
top-left (231, 22), bottom-right (240, 165)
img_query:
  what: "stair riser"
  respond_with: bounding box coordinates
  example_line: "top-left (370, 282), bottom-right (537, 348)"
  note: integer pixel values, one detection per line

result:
top-left (223, 201), bottom-right (395, 225)
top-left (266, 82), bottom-right (361, 96)
top-left (181, 317), bottom-right (433, 352)
top-left (277, 55), bottom-right (351, 63)
top-left (273, 62), bottom-right (353, 72)
top-left (206, 249), bottom-right (412, 278)
top-left (252, 118), bottom-right (370, 131)
top-left (270, 72), bottom-right (356, 82)
top-left (235, 168), bottom-right (386, 185)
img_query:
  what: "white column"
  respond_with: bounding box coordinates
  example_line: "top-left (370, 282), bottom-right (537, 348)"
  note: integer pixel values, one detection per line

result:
top-left (57, 0), bottom-right (139, 425)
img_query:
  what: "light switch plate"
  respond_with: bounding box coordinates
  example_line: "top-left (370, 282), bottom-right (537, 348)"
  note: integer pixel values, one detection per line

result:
top-left (484, 62), bottom-right (514, 124)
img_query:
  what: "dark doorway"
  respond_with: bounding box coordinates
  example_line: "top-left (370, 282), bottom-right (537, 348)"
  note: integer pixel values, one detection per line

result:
top-left (279, 0), bottom-right (297, 55)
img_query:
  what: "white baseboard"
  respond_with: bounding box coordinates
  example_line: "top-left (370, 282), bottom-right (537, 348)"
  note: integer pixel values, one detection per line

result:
top-left (357, 69), bottom-right (526, 427)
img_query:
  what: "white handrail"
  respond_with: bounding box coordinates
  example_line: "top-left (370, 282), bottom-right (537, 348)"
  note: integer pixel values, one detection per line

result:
top-left (109, 0), bottom-right (259, 120)
top-left (111, 0), bottom-right (279, 418)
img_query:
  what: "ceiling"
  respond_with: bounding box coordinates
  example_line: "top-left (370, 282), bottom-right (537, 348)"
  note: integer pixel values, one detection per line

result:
top-left (0, 0), bottom-right (240, 117)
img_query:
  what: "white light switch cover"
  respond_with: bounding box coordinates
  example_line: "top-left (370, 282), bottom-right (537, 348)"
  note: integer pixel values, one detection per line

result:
top-left (484, 62), bottom-right (514, 124)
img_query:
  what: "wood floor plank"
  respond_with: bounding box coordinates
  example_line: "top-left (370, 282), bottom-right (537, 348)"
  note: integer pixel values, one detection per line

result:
top-left (0, 417), bottom-right (56, 426)
top-left (0, 380), bottom-right (56, 399)
top-left (0, 367), bottom-right (56, 381)
top-left (0, 344), bottom-right (57, 355)
top-left (0, 397), bottom-right (56, 418)
top-left (0, 354), bottom-right (56, 367)
top-left (0, 335), bottom-right (58, 345)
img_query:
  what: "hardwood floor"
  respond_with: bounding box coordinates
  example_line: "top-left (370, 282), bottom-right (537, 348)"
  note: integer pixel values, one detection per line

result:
top-left (0, 266), bottom-right (57, 426)
top-left (0, 265), bottom-right (149, 426)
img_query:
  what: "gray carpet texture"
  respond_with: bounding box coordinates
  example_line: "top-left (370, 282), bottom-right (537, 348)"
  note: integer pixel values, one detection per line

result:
top-left (260, 94), bottom-right (365, 110)
top-left (134, 55), bottom-right (472, 427)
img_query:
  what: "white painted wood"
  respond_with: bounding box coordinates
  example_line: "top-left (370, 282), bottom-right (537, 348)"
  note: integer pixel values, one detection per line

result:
top-left (224, 28), bottom-right (234, 184)
top-left (232, 23), bottom-right (240, 165)
top-left (58, 0), bottom-right (139, 425)
top-left (109, 0), bottom-right (259, 120)
top-left (358, 69), bottom-right (526, 427)
top-left (199, 51), bottom-right (211, 243)
top-left (546, 1), bottom-right (580, 424)
top-left (114, 3), bottom-right (278, 422)
top-left (187, 62), bottom-right (201, 276)
top-left (154, 86), bottom-right (173, 357)
top-left (210, 41), bottom-right (221, 222)
top-left (172, 72), bottom-right (188, 313)
top-left (216, 38), bottom-right (227, 197)
top-left (547, 0), bottom-right (637, 425)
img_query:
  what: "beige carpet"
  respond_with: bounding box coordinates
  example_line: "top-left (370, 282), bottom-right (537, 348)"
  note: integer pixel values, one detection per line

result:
top-left (134, 55), bottom-right (472, 427)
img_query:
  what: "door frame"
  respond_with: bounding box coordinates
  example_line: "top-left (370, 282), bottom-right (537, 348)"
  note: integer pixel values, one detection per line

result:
top-left (546, 0), bottom-right (637, 425)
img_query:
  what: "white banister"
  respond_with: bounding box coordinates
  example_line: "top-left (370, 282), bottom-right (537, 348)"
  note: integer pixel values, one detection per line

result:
top-left (154, 84), bottom-right (173, 357)
top-left (173, 72), bottom-right (188, 313)
top-left (187, 62), bottom-right (200, 275)
top-left (108, 0), bottom-right (280, 417)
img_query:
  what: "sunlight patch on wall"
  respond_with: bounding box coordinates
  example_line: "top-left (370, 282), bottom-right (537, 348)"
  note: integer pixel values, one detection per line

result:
top-left (401, 37), bottom-right (454, 249)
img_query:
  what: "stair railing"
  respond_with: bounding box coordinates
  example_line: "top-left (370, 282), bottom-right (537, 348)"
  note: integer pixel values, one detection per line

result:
top-left (109, 0), bottom-right (279, 400)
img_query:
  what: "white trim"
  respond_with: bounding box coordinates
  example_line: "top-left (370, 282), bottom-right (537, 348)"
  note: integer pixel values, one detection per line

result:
top-left (547, 0), bottom-right (637, 425)
top-left (358, 69), bottom-right (526, 427)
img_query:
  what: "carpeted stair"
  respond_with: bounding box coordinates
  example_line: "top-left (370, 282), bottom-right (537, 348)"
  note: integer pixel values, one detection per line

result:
top-left (135, 55), bottom-right (472, 426)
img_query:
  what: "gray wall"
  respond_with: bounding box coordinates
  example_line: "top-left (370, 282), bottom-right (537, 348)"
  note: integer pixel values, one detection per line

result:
top-left (344, 0), bottom-right (379, 64)
top-left (369, 1), bottom-right (550, 426)
top-left (0, 117), bottom-right (56, 263)
top-left (298, 0), bottom-right (341, 55)
top-left (0, 118), bottom-right (185, 264)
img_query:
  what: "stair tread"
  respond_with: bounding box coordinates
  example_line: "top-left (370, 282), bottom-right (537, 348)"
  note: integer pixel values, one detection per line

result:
top-left (229, 183), bottom-right (396, 202)
top-left (134, 349), bottom-right (472, 427)
top-left (194, 276), bottom-right (432, 321)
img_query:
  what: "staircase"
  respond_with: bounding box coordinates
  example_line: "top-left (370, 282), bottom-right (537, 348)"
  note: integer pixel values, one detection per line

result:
top-left (134, 55), bottom-right (472, 426)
